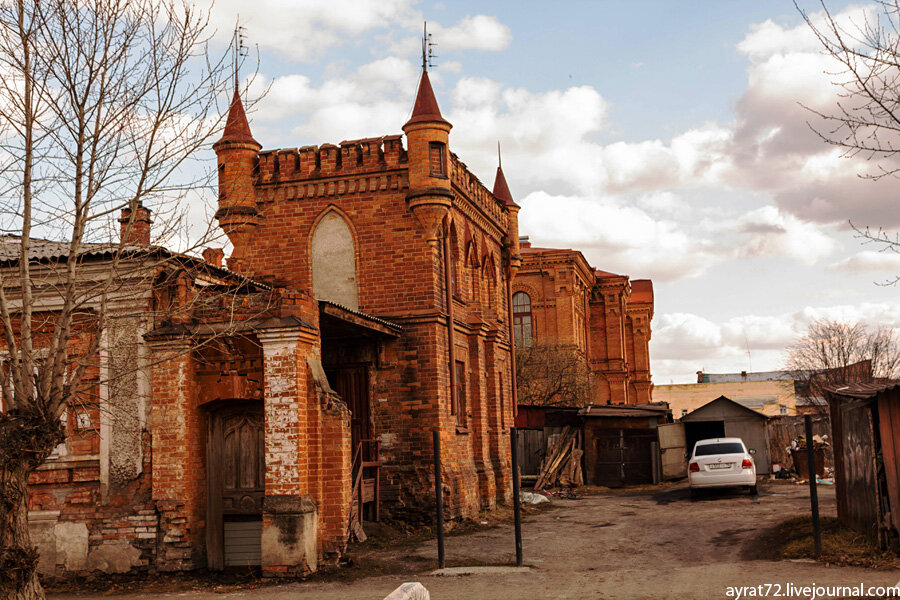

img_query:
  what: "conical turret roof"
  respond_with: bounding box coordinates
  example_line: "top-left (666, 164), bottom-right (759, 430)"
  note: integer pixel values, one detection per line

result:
top-left (404, 70), bottom-right (450, 128)
top-left (217, 89), bottom-right (259, 146)
top-left (493, 163), bottom-right (518, 208)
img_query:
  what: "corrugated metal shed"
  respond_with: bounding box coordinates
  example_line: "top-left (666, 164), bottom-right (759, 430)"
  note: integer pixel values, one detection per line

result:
top-left (825, 381), bottom-right (900, 547)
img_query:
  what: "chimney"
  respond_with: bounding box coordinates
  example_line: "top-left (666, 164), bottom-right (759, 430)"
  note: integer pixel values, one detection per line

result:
top-left (202, 247), bottom-right (225, 268)
top-left (119, 203), bottom-right (152, 246)
top-left (696, 370), bottom-right (703, 384)
top-left (519, 235), bottom-right (531, 249)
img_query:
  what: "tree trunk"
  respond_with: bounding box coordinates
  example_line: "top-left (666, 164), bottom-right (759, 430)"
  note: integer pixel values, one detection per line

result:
top-left (0, 409), bottom-right (62, 600)
top-left (0, 463), bottom-right (44, 600)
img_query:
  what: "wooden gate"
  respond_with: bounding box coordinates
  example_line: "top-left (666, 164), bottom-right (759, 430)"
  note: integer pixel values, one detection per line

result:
top-left (593, 429), bottom-right (655, 487)
top-left (657, 423), bottom-right (687, 480)
top-left (206, 402), bottom-right (265, 570)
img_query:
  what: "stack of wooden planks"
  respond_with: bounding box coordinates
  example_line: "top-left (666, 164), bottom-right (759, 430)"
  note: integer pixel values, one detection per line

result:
top-left (534, 426), bottom-right (584, 491)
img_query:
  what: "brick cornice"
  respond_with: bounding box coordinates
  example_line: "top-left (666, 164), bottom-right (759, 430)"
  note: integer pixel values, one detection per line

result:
top-left (254, 170), bottom-right (409, 202)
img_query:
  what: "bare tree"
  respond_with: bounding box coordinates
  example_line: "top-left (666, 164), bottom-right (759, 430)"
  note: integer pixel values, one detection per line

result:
top-left (799, 1), bottom-right (900, 283)
top-left (783, 318), bottom-right (900, 410)
top-left (0, 2), bottom-right (252, 598)
top-left (516, 344), bottom-right (592, 408)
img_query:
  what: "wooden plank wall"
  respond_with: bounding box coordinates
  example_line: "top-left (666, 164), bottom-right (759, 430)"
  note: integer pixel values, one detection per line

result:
top-left (517, 429), bottom-right (546, 477)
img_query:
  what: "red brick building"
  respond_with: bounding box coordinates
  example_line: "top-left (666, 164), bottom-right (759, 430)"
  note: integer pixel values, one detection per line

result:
top-left (25, 66), bottom-right (520, 577)
top-left (511, 241), bottom-right (653, 405)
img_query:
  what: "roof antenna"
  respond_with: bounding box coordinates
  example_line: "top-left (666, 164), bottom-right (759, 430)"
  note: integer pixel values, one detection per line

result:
top-left (233, 18), bottom-right (248, 94)
top-left (422, 21), bottom-right (437, 71)
top-left (744, 331), bottom-right (753, 373)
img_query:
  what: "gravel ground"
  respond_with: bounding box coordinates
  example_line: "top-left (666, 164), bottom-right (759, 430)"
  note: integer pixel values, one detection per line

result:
top-left (50, 481), bottom-right (900, 600)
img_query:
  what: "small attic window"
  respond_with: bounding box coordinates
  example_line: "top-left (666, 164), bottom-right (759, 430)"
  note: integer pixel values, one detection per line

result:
top-left (429, 142), bottom-right (446, 176)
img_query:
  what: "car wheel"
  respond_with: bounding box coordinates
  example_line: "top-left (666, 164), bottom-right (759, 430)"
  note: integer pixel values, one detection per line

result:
top-left (749, 485), bottom-right (758, 496)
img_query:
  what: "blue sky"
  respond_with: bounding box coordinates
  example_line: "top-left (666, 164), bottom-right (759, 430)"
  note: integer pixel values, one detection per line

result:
top-left (201, 0), bottom-right (900, 383)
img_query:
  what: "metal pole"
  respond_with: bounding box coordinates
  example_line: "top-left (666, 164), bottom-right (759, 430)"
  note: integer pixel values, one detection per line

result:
top-left (433, 430), bottom-right (445, 569)
top-left (511, 427), bottom-right (523, 566)
top-left (805, 415), bottom-right (822, 556)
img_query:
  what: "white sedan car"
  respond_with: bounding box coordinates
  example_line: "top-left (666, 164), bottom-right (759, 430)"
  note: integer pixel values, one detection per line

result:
top-left (688, 437), bottom-right (757, 497)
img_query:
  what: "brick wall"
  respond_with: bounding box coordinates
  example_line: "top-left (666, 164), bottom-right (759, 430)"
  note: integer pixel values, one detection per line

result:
top-left (215, 123), bottom-right (517, 523)
top-left (514, 247), bottom-right (654, 406)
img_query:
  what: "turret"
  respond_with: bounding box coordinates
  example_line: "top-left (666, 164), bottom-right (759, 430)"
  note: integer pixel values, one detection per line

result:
top-left (492, 151), bottom-right (521, 275)
top-left (213, 89), bottom-right (261, 272)
top-left (402, 69), bottom-right (453, 246)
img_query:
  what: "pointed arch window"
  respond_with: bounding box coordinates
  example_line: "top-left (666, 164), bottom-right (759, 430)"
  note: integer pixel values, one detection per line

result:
top-left (512, 291), bottom-right (533, 348)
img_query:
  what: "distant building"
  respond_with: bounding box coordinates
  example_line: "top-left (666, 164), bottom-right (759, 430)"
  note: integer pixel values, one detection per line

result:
top-left (654, 370), bottom-right (798, 418)
top-left (511, 239), bottom-right (653, 405)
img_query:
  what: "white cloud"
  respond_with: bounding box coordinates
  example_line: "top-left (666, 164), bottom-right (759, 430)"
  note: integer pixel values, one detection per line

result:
top-left (438, 15), bottom-right (512, 51)
top-left (829, 250), bottom-right (900, 272)
top-left (651, 301), bottom-right (900, 382)
top-left (731, 206), bottom-right (838, 264)
top-left (245, 57), bottom-right (419, 143)
top-left (207, 0), bottom-right (419, 62)
top-left (518, 191), bottom-right (723, 281)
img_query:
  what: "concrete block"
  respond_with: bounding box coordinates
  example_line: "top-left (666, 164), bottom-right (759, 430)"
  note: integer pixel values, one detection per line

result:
top-left (261, 494), bottom-right (318, 573)
top-left (86, 539), bottom-right (143, 573)
top-left (55, 522), bottom-right (89, 571)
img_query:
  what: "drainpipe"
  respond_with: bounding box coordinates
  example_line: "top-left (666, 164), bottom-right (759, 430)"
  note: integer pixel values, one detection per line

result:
top-left (443, 218), bottom-right (457, 423)
top-left (506, 250), bottom-right (519, 419)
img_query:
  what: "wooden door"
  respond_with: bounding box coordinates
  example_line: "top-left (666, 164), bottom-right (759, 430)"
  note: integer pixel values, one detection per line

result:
top-left (331, 366), bottom-right (370, 453)
top-left (206, 402), bottom-right (265, 570)
top-left (657, 423), bottom-right (687, 480)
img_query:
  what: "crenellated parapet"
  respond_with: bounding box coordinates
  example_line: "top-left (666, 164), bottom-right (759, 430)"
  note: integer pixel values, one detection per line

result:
top-left (255, 136), bottom-right (409, 185)
top-left (449, 153), bottom-right (509, 238)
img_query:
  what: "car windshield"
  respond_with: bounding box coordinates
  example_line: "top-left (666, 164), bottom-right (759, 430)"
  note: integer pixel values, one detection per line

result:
top-left (694, 442), bottom-right (744, 456)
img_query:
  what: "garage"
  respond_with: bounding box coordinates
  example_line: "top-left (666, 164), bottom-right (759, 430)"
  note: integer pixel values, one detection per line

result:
top-left (580, 404), bottom-right (674, 487)
top-left (680, 396), bottom-right (772, 473)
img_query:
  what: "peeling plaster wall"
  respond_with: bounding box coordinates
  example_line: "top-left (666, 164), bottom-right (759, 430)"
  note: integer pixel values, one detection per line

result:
top-left (311, 212), bottom-right (358, 310)
top-left (104, 314), bottom-right (149, 486)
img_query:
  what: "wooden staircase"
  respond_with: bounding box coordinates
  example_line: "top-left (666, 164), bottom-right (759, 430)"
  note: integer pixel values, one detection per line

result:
top-left (349, 439), bottom-right (382, 541)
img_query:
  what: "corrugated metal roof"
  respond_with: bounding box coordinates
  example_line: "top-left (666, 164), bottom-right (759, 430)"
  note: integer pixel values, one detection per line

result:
top-left (579, 407), bottom-right (666, 418)
top-left (319, 300), bottom-right (403, 333)
top-left (825, 381), bottom-right (900, 399)
top-left (0, 236), bottom-right (144, 262)
top-left (0, 235), bottom-right (271, 290)
top-left (579, 402), bottom-right (671, 417)
top-left (700, 370), bottom-right (794, 383)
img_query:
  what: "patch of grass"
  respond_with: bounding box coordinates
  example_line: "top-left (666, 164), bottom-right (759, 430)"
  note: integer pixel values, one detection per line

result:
top-left (748, 516), bottom-right (900, 569)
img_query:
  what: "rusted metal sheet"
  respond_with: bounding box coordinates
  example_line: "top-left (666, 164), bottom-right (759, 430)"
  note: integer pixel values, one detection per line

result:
top-left (877, 390), bottom-right (900, 536)
top-left (834, 397), bottom-right (878, 534)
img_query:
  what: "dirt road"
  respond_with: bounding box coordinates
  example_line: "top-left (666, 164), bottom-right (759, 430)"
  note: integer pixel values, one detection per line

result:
top-left (52, 482), bottom-right (900, 600)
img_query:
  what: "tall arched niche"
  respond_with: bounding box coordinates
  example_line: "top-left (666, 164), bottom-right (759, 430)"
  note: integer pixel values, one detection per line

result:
top-left (311, 209), bottom-right (358, 310)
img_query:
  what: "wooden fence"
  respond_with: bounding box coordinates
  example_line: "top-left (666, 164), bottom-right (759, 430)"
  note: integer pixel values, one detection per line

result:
top-left (766, 414), bottom-right (832, 471)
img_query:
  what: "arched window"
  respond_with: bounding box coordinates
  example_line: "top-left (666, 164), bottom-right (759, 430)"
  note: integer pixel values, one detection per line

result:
top-left (311, 210), bottom-right (358, 309)
top-left (512, 291), bottom-right (533, 348)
